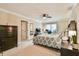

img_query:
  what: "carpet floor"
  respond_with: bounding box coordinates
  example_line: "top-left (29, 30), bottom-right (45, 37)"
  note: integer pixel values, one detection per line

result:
top-left (0, 40), bottom-right (60, 56)
top-left (6, 45), bottom-right (60, 56)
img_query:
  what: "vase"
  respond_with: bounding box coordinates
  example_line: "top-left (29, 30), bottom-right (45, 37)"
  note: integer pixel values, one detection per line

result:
top-left (73, 44), bottom-right (78, 49)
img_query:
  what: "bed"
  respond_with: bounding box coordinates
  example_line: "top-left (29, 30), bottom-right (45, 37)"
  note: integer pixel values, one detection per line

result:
top-left (33, 34), bottom-right (61, 49)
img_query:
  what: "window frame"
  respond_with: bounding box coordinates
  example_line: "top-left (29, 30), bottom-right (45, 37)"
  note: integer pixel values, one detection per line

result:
top-left (44, 22), bottom-right (58, 34)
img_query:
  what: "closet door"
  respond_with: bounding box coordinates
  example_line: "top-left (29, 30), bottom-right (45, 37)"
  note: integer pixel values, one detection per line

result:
top-left (21, 21), bottom-right (28, 41)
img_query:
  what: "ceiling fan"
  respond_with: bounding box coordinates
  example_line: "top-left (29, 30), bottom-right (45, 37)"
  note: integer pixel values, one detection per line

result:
top-left (42, 14), bottom-right (52, 19)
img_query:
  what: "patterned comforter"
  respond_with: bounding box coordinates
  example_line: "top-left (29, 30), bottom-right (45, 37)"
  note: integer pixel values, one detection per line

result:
top-left (33, 35), bottom-right (61, 49)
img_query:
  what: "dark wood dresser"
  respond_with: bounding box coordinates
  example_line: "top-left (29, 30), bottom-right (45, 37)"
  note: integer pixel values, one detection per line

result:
top-left (0, 25), bottom-right (17, 52)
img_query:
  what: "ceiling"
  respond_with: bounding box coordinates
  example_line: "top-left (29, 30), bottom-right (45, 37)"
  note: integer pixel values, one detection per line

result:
top-left (0, 3), bottom-right (79, 22)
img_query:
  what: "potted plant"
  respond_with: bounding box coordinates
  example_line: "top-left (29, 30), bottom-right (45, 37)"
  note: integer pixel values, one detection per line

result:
top-left (72, 35), bottom-right (77, 44)
top-left (71, 35), bottom-right (78, 49)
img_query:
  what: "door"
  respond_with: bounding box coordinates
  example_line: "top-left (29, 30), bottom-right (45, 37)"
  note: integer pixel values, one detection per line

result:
top-left (21, 21), bottom-right (28, 41)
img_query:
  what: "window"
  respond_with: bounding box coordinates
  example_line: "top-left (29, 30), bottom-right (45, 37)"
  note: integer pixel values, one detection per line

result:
top-left (45, 23), bottom-right (57, 34)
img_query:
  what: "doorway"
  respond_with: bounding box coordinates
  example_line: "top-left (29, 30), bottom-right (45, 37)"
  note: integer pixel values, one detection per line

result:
top-left (21, 21), bottom-right (28, 41)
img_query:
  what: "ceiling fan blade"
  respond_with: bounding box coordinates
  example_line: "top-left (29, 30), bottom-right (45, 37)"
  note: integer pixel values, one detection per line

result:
top-left (47, 16), bottom-right (52, 18)
top-left (42, 14), bottom-right (52, 18)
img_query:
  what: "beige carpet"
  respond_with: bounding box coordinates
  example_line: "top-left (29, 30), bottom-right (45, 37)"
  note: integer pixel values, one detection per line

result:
top-left (9, 45), bottom-right (60, 56)
top-left (0, 40), bottom-right (60, 56)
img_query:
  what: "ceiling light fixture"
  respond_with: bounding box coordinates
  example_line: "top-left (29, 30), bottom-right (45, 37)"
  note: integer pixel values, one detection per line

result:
top-left (42, 14), bottom-right (52, 19)
top-left (42, 14), bottom-right (47, 19)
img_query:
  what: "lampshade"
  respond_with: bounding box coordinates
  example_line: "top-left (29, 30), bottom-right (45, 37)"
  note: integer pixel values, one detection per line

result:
top-left (68, 30), bottom-right (76, 37)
